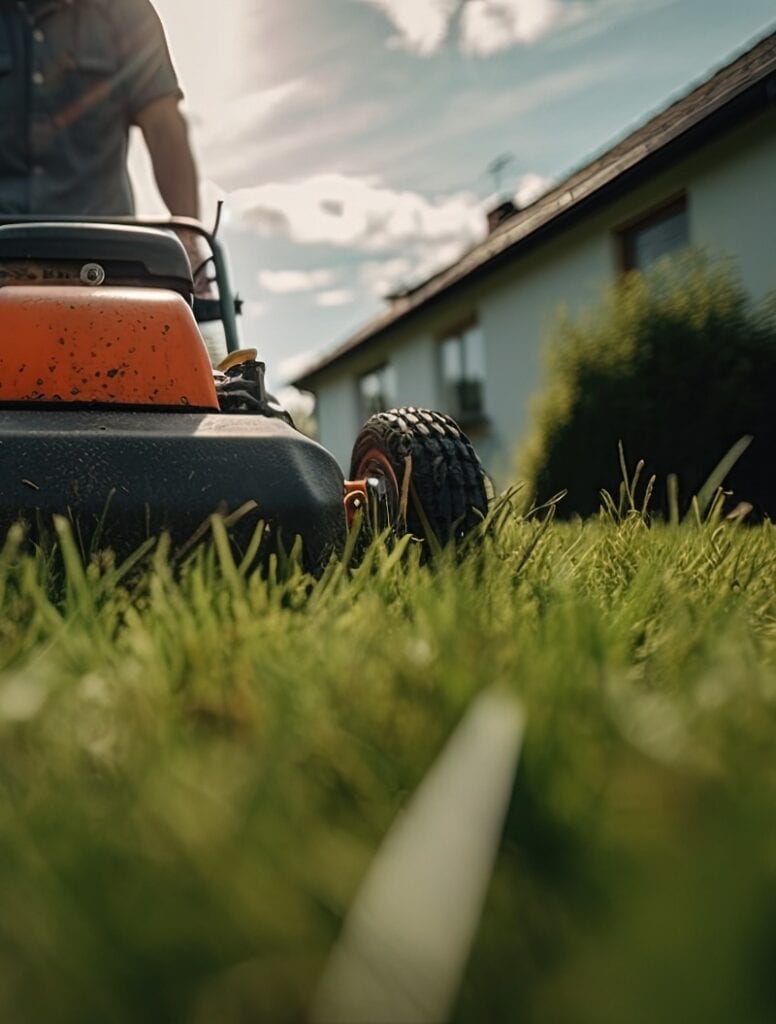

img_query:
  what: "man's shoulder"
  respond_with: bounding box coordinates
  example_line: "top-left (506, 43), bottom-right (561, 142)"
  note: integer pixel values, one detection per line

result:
top-left (87, 0), bottom-right (163, 25)
top-left (83, 0), bottom-right (168, 50)
top-left (87, 0), bottom-right (160, 10)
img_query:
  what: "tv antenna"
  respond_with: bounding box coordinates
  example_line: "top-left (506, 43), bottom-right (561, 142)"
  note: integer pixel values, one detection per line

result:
top-left (487, 153), bottom-right (515, 199)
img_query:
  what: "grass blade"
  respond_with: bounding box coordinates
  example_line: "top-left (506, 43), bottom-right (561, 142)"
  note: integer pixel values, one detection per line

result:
top-left (691, 434), bottom-right (753, 522)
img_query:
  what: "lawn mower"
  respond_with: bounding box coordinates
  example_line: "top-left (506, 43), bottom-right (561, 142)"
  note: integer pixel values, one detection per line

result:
top-left (0, 216), bottom-right (488, 569)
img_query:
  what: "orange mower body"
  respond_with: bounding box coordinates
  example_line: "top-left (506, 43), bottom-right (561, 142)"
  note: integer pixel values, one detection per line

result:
top-left (0, 285), bottom-right (218, 409)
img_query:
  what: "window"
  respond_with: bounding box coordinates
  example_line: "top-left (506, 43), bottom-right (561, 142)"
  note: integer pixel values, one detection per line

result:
top-left (358, 363), bottom-right (396, 420)
top-left (439, 322), bottom-right (486, 421)
top-left (619, 195), bottom-right (689, 273)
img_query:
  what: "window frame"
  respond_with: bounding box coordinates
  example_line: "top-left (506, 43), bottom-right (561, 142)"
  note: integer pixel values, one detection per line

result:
top-left (616, 192), bottom-right (689, 274)
top-left (356, 362), bottom-right (396, 421)
top-left (437, 317), bottom-right (488, 427)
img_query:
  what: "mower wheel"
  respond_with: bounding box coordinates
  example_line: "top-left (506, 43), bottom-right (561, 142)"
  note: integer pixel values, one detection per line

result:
top-left (349, 407), bottom-right (488, 546)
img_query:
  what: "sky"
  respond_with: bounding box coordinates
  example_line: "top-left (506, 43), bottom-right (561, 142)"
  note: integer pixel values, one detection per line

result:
top-left (129, 0), bottom-right (775, 390)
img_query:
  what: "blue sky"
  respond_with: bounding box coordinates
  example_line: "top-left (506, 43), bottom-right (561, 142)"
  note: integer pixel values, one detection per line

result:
top-left (131, 0), bottom-right (775, 389)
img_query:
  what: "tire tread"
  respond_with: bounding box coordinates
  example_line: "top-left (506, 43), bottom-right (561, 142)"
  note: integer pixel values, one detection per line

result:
top-left (350, 406), bottom-right (488, 544)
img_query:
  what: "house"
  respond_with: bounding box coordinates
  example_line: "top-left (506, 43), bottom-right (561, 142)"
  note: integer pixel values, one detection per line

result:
top-left (291, 29), bottom-right (776, 482)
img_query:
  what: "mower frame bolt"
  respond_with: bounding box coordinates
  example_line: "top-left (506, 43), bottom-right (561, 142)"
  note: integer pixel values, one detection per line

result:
top-left (80, 262), bottom-right (106, 286)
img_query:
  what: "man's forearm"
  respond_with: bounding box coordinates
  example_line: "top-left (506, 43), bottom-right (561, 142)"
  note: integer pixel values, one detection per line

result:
top-left (153, 147), bottom-right (199, 219)
top-left (136, 96), bottom-right (214, 295)
top-left (137, 97), bottom-right (200, 219)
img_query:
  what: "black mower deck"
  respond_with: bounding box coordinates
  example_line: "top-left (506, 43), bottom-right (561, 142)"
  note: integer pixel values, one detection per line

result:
top-left (0, 409), bottom-right (346, 569)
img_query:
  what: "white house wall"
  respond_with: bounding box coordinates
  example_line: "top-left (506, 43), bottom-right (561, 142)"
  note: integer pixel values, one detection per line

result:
top-left (688, 110), bottom-right (776, 302)
top-left (311, 109), bottom-right (776, 483)
top-left (474, 225), bottom-right (615, 480)
top-left (315, 374), bottom-right (362, 471)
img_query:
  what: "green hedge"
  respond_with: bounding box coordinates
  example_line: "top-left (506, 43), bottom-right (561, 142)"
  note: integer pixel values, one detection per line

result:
top-left (520, 252), bottom-right (776, 517)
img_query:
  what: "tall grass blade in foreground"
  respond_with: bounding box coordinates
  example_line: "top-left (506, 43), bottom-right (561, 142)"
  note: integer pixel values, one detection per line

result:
top-left (311, 689), bottom-right (524, 1024)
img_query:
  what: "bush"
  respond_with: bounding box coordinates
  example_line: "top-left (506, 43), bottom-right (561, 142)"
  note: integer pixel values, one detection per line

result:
top-left (520, 252), bottom-right (776, 517)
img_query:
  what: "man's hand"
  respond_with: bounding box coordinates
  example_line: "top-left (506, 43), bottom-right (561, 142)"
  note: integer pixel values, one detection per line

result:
top-left (176, 227), bottom-right (216, 298)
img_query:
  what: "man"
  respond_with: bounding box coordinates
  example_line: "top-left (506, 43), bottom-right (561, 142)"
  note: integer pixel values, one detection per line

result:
top-left (0, 0), bottom-right (204, 280)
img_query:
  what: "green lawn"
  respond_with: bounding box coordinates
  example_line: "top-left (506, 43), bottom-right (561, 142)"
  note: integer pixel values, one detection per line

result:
top-left (1, 504), bottom-right (775, 1023)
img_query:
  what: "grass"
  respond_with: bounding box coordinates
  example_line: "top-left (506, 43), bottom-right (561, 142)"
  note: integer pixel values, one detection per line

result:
top-left (1, 501), bottom-right (776, 1023)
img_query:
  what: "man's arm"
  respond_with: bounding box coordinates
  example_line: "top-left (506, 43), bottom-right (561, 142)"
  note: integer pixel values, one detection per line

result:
top-left (135, 95), bottom-right (199, 220)
top-left (136, 95), bottom-right (212, 292)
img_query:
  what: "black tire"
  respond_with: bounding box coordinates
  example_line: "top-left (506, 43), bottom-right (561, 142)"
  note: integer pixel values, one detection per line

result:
top-left (349, 407), bottom-right (489, 546)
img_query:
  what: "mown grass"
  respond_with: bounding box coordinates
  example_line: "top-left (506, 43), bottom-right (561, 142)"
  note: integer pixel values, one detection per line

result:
top-left (1, 501), bottom-right (775, 1023)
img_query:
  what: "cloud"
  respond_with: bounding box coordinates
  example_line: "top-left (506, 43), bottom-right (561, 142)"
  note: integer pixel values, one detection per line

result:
top-left (275, 386), bottom-right (316, 416)
top-left (356, 238), bottom-right (472, 300)
top-left (412, 238), bottom-right (475, 280)
top-left (353, 0), bottom-right (459, 55)
top-left (353, 171), bottom-right (551, 297)
top-left (419, 57), bottom-right (630, 155)
top-left (230, 173), bottom-right (484, 252)
top-left (200, 79), bottom-right (311, 151)
top-left (352, 0), bottom-right (649, 57)
top-left (278, 349), bottom-right (324, 384)
top-left (360, 256), bottom-right (416, 296)
top-left (459, 0), bottom-right (585, 55)
top-left (258, 268), bottom-right (337, 293)
top-left (240, 300), bottom-right (269, 318)
top-left (204, 95), bottom-right (390, 190)
top-left (315, 289), bottom-right (357, 308)
top-left (233, 170), bottom-right (553, 323)
top-left (515, 172), bottom-right (553, 207)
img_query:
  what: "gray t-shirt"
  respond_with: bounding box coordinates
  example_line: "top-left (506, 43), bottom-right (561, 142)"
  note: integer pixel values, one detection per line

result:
top-left (0, 0), bottom-right (182, 215)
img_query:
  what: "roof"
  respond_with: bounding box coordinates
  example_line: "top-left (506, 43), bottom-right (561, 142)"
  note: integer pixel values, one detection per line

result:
top-left (292, 27), bottom-right (776, 389)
